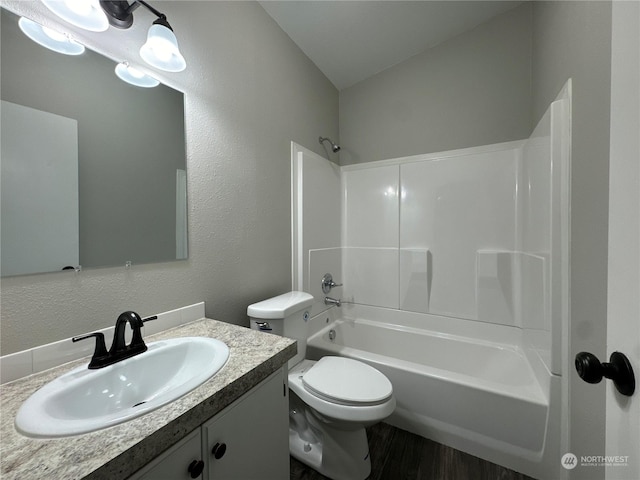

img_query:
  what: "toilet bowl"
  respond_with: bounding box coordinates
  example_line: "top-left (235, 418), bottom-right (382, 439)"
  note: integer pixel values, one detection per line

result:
top-left (248, 292), bottom-right (395, 480)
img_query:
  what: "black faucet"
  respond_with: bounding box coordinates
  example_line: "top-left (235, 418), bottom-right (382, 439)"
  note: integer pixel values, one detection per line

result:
top-left (73, 311), bottom-right (157, 369)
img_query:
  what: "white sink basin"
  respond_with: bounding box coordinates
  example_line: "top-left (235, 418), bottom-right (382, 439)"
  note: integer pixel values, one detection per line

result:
top-left (15, 337), bottom-right (229, 438)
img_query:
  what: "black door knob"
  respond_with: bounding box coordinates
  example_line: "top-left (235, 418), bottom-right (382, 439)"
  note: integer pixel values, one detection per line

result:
top-left (187, 459), bottom-right (205, 478)
top-left (212, 442), bottom-right (227, 460)
top-left (575, 351), bottom-right (635, 396)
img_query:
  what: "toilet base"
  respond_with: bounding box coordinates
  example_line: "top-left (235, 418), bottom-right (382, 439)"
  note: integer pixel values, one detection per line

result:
top-left (289, 396), bottom-right (371, 480)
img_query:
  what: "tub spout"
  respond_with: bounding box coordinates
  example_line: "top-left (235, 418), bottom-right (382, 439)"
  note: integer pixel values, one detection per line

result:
top-left (324, 296), bottom-right (341, 307)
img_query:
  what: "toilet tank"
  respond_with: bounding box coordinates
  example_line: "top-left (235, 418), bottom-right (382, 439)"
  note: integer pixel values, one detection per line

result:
top-left (248, 291), bottom-right (313, 366)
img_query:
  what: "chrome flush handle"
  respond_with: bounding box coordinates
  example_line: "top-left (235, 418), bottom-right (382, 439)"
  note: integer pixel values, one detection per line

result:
top-left (255, 321), bottom-right (272, 331)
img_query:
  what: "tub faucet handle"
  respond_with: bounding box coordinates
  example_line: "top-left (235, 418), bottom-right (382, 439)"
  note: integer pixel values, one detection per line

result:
top-left (321, 273), bottom-right (343, 294)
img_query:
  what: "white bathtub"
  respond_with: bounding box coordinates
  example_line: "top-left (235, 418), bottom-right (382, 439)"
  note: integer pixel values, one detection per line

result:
top-left (305, 305), bottom-right (562, 479)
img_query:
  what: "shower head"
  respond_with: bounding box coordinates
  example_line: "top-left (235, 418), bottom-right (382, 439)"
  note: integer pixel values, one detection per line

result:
top-left (319, 136), bottom-right (341, 153)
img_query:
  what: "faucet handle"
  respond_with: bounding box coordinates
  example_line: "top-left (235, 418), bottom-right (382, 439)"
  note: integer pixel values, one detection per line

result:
top-left (321, 273), bottom-right (343, 294)
top-left (129, 315), bottom-right (157, 350)
top-left (72, 332), bottom-right (109, 369)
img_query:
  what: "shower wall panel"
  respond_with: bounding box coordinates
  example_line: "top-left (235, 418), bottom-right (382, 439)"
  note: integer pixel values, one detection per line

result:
top-left (342, 165), bottom-right (399, 248)
top-left (291, 143), bottom-right (341, 316)
top-left (340, 145), bottom-right (522, 323)
top-left (399, 150), bottom-right (518, 320)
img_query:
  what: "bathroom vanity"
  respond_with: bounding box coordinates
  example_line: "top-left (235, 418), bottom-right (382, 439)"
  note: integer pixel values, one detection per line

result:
top-left (129, 369), bottom-right (287, 480)
top-left (0, 319), bottom-right (296, 479)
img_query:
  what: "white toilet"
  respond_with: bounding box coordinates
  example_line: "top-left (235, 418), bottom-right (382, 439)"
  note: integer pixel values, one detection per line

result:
top-left (248, 291), bottom-right (395, 480)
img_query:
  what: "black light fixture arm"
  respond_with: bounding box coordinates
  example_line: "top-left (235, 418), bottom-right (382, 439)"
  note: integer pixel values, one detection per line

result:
top-left (136, 1), bottom-right (173, 30)
top-left (136, 1), bottom-right (163, 18)
top-left (99, 0), bottom-right (172, 30)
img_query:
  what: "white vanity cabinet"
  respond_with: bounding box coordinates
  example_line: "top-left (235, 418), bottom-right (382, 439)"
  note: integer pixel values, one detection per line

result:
top-left (202, 365), bottom-right (289, 480)
top-left (129, 368), bottom-right (289, 480)
top-left (129, 428), bottom-right (204, 480)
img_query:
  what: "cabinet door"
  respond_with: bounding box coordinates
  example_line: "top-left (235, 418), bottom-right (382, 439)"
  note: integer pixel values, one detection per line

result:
top-left (202, 367), bottom-right (289, 480)
top-left (129, 428), bottom-right (204, 480)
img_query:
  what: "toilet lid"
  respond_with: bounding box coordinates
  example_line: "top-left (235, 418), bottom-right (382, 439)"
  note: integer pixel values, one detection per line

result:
top-left (302, 356), bottom-right (393, 406)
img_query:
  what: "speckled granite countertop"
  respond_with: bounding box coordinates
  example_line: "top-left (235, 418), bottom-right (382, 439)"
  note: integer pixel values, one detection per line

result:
top-left (0, 319), bottom-right (296, 480)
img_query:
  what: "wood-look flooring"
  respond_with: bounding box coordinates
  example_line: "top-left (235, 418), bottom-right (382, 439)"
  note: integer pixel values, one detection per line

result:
top-left (290, 422), bottom-right (536, 480)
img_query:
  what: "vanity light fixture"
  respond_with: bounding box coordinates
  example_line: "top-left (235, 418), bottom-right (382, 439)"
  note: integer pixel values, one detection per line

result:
top-left (138, 15), bottom-right (186, 72)
top-left (38, 0), bottom-right (186, 72)
top-left (115, 62), bottom-right (160, 88)
top-left (18, 17), bottom-right (85, 55)
top-left (101, 0), bottom-right (186, 72)
top-left (41, 0), bottom-right (109, 32)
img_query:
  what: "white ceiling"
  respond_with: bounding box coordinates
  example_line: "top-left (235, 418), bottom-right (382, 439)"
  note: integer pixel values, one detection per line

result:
top-left (260, 1), bottom-right (522, 90)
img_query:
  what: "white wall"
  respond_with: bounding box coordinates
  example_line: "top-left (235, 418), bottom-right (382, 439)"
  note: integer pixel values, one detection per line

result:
top-left (0, 1), bottom-right (338, 355)
top-left (532, 3), bottom-right (612, 478)
top-left (339, 3), bottom-right (533, 165)
top-left (606, 1), bottom-right (640, 478)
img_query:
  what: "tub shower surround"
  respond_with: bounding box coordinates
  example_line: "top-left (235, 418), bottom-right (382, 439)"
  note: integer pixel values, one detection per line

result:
top-left (292, 82), bottom-right (571, 479)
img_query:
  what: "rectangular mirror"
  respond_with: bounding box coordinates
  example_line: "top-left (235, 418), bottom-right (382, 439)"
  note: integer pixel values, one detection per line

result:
top-left (1, 8), bottom-right (187, 277)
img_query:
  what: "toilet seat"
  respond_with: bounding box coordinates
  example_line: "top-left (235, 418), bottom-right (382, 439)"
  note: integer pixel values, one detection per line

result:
top-left (302, 356), bottom-right (393, 406)
top-left (288, 359), bottom-right (396, 424)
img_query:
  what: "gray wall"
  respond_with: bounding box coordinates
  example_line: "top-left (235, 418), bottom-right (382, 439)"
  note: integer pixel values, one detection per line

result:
top-left (531, 2), bottom-right (611, 479)
top-left (339, 3), bottom-right (533, 164)
top-left (1, 9), bottom-right (186, 268)
top-left (0, 1), bottom-right (338, 354)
